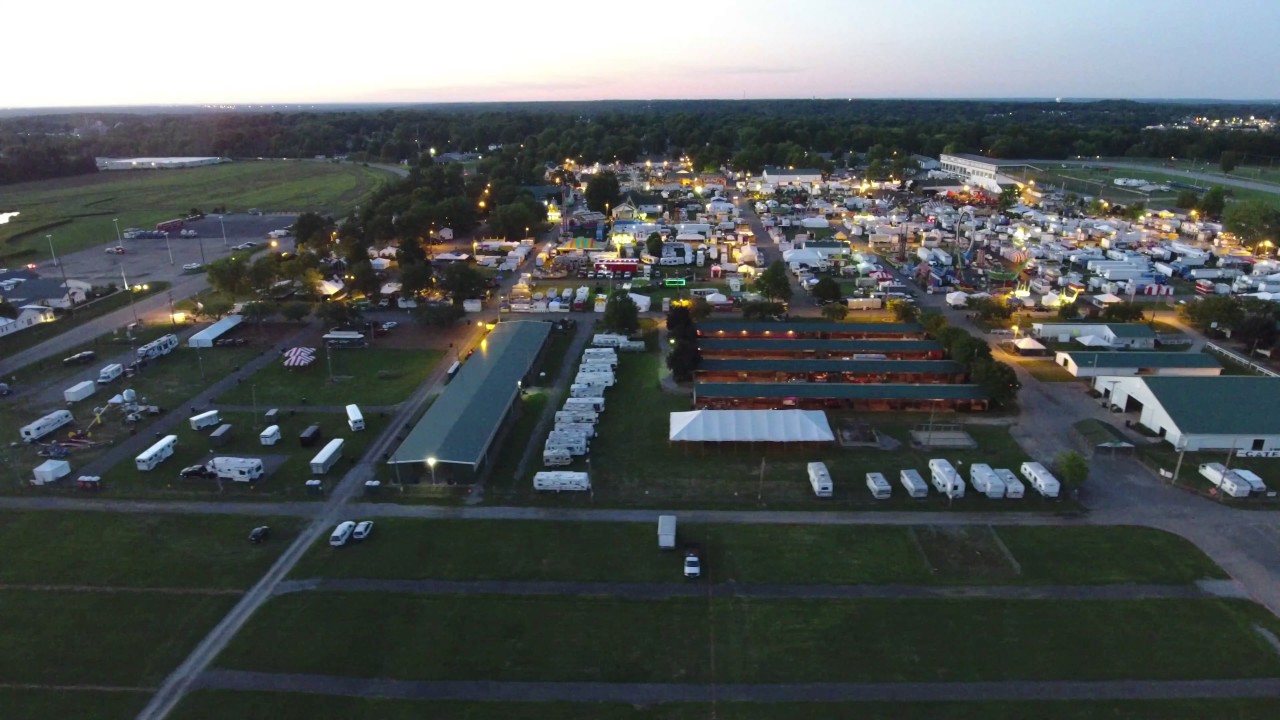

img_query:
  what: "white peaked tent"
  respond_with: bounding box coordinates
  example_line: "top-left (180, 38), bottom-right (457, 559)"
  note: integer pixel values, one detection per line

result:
top-left (1013, 336), bottom-right (1047, 354)
top-left (669, 410), bottom-right (834, 443)
top-left (945, 291), bottom-right (969, 308)
top-left (628, 293), bottom-right (652, 312)
top-left (1074, 334), bottom-right (1112, 347)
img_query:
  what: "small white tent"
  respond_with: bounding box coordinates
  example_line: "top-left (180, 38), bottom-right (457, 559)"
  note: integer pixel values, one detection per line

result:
top-left (669, 410), bottom-right (834, 443)
top-left (33, 459), bottom-right (70, 486)
top-left (945, 291), bottom-right (969, 308)
top-left (1074, 334), bottom-right (1112, 347)
top-left (628, 293), bottom-right (652, 312)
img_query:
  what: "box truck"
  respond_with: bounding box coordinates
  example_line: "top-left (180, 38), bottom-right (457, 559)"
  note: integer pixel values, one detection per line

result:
top-left (346, 404), bottom-right (365, 432)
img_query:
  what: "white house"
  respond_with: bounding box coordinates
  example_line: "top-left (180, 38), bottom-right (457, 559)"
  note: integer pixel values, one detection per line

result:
top-left (1094, 375), bottom-right (1280, 453)
top-left (1031, 322), bottom-right (1157, 350)
top-left (1055, 351), bottom-right (1222, 378)
top-left (762, 167), bottom-right (823, 186)
top-left (0, 305), bottom-right (56, 338)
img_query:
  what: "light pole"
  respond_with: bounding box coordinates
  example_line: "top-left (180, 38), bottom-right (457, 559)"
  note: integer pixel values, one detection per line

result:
top-left (164, 232), bottom-right (174, 266)
top-left (219, 215), bottom-right (228, 248)
top-left (427, 456), bottom-right (437, 485)
top-left (113, 218), bottom-right (122, 244)
top-left (121, 264), bottom-right (139, 324)
top-left (47, 234), bottom-right (71, 314)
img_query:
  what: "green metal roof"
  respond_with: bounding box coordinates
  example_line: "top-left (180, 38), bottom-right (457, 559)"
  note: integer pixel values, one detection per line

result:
top-left (1105, 324), bottom-right (1158, 338)
top-left (389, 321), bottom-right (550, 467)
top-left (698, 320), bottom-right (924, 335)
top-left (698, 359), bottom-right (964, 375)
top-left (1141, 377), bottom-right (1280, 435)
top-left (698, 338), bottom-right (943, 353)
top-left (1061, 352), bottom-right (1221, 369)
top-left (695, 382), bottom-right (986, 401)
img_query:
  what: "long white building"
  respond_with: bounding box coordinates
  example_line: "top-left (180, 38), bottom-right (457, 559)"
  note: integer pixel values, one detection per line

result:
top-left (938, 153), bottom-right (1028, 194)
top-left (1094, 376), bottom-right (1280, 453)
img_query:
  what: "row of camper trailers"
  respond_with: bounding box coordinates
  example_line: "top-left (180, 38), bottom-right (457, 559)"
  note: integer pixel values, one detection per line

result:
top-left (542, 346), bottom-right (619, 472)
top-left (1199, 462), bottom-right (1269, 498)
top-left (806, 459), bottom-right (1058, 500)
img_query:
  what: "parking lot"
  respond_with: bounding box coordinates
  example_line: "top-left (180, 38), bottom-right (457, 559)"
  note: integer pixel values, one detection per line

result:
top-left (46, 213), bottom-right (295, 289)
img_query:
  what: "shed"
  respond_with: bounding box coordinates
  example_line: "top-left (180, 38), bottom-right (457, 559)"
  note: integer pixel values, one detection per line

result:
top-left (188, 315), bottom-right (244, 348)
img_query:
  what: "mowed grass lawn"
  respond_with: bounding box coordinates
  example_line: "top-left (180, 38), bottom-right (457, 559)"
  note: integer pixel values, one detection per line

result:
top-left (218, 593), bottom-right (1280, 683)
top-left (0, 688), bottom-right (151, 720)
top-left (217, 348), bottom-right (441, 407)
top-left (0, 589), bottom-right (236, 686)
top-left (290, 519), bottom-right (1224, 586)
top-left (507, 351), bottom-right (1040, 509)
top-left (101, 410), bottom-right (387, 500)
top-left (0, 511), bottom-right (302, 589)
top-left (0, 161), bottom-right (389, 257)
top-left (168, 694), bottom-right (1280, 720)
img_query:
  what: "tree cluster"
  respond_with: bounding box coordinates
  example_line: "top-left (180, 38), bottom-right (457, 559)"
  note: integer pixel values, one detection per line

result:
top-left (665, 305), bottom-right (702, 382)
top-left (930, 319), bottom-right (1020, 409)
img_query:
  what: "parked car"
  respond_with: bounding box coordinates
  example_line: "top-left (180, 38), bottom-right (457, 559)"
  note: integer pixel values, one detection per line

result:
top-left (329, 520), bottom-right (356, 547)
top-left (352, 520), bottom-right (374, 541)
top-left (179, 464), bottom-right (214, 479)
top-left (683, 544), bottom-right (702, 579)
top-left (248, 526), bottom-right (270, 544)
top-left (380, 321), bottom-right (399, 331)
top-left (62, 351), bottom-right (97, 366)
top-left (104, 246), bottom-right (126, 254)
top-left (183, 262), bottom-right (202, 271)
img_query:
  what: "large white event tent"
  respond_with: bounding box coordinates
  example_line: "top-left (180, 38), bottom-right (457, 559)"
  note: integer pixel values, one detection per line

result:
top-left (668, 410), bottom-right (834, 443)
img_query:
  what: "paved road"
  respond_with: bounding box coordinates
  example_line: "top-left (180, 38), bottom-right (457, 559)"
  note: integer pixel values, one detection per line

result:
top-left (276, 577), bottom-right (1213, 601)
top-left (1029, 159), bottom-right (1280, 195)
top-left (199, 670), bottom-right (1280, 703)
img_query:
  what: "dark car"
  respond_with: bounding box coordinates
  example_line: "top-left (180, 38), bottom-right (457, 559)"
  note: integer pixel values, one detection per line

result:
top-left (248, 526), bottom-right (270, 544)
top-left (179, 464), bottom-right (214, 479)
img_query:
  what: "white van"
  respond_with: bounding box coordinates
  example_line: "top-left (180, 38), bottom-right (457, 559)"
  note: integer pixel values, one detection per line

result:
top-left (346, 404), bottom-right (365, 432)
top-left (329, 520), bottom-right (356, 547)
top-left (865, 472), bottom-right (892, 499)
top-left (20, 410), bottom-right (74, 442)
top-left (135, 435), bottom-right (178, 471)
top-left (189, 410), bottom-right (220, 431)
top-left (97, 364), bottom-right (124, 384)
top-left (807, 461), bottom-right (833, 497)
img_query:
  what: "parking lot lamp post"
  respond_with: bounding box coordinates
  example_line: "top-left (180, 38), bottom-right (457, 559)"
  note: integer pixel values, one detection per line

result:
top-left (164, 232), bottom-right (174, 265)
top-left (427, 456), bottom-right (437, 485)
top-left (219, 215), bottom-right (228, 248)
top-left (120, 264), bottom-right (139, 324)
top-left (198, 233), bottom-right (207, 266)
top-left (48, 234), bottom-right (72, 315)
top-left (112, 218), bottom-right (122, 244)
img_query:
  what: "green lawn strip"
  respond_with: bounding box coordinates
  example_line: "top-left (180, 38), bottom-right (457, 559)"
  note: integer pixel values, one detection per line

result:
top-left (480, 391), bottom-right (550, 491)
top-left (0, 282), bottom-right (171, 361)
top-left (0, 511), bottom-right (301, 588)
top-left (219, 594), bottom-right (1280, 683)
top-left (98, 410), bottom-right (387, 500)
top-left (0, 689), bottom-right (150, 720)
top-left (534, 328), bottom-right (576, 386)
top-left (1072, 418), bottom-right (1130, 446)
top-left (5, 322), bottom-right (173, 387)
top-left (0, 161), bottom-right (387, 257)
top-left (996, 526), bottom-right (1228, 584)
top-left (0, 590), bottom-right (236, 686)
top-left (168, 695), bottom-right (1280, 720)
top-left (290, 519), bottom-right (930, 585)
top-left (529, 351), bottom-right (1040, 509)
top-left (216, 348), bottom-right (441, 406)
top-left (1018, 359), bottom-right (1078, 383)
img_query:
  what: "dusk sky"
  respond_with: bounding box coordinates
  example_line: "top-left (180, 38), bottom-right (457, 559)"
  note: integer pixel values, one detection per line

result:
top-left (9, 0), bottom-right (1279, 108)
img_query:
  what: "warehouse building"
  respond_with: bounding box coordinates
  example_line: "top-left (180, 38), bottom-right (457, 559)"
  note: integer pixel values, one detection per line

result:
top-left (695, 358), bottom-right (966, 384)
top-left (387, 321), bottom-right (550, 483)
top-left (697, 337), bottom-right (945, 360)
top-left (694, 382), bottom-right (988, 412)
top-left (1031, 322), bottom-right (1157, 350)
top-left (697, 319), bottom-right (925, 340)
top-left (1093, 376), bottom-right (1280, 453)
top-left (1055, 351), bottom-right (1222, 378)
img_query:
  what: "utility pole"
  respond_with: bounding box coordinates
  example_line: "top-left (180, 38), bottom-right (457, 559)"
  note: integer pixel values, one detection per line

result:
top-left (47, 234), bottom-right (71, 315)
top-left (120, 264), bottom-right (139, 324)
top-left (1172, 440), bottom-right (1188, 485)
top-left (219, 215), bottom-right (228, 248)
top-left (757, 456), bottom-right (766, 504)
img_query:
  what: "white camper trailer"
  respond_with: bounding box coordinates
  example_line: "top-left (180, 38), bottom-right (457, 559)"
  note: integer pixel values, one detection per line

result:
top-left (865, 472), bottom-right (892, 499)
top-left (807, 461), bottom-right (833, 497)
top-left (63, 381), bottom-right (96, 403)
top-left (209, 456), bottom-right (265, 483)
top-left (554, 422), bottom-right (597, 438)
top-left (532, 471), bottom-right (591, 491)
top-left (345, 404), bottom-right (365, 432)
top-left (309, 438), bottom-right (345, 474)
top-left (97, 363), bottom-right (123, 384)
top-left (135, 435), bottom-right (177, 471)
top-left (570, 382), bottom-right (609, 398)
top-left (899, 469), bottom-right (929, 498)
top-left (542, 449), bottom-right (573, 467)
top-left (658, 515), bottom-right (677, 549)
top-left (1020, 461), bottom-right (1061, 498)
top-left (563, 397), bottom-right (605, 412)
top-left (928, 458), bottom-right (965, 499)
top-left (592, 333), bottom-right (627, 348)
top-left (554, 410), bottom-right (599, 425)
top-left (994, 468), bottom-right (1025, 499)
top-left (1230, 468), bottom-right (1268, 494)
top-left (574, 372), bottom-right (615, 387)
top-left (189, 410), bottom-right (220, 431)
top-left (968, 463), bottom-right (1007, 499)
top-left (259, 425), bottom-right (282, 446)
top-left (20, 410), bottom-right (74, 442)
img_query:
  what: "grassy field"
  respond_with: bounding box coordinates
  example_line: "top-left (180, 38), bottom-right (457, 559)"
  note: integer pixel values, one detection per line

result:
top-left (290, 519), bottom-right (1223, 586)
top-left (0, 511), bottom-right (301, 588)
top-left (216, 348), bottom-right (441, 407)
top-left (4, 320), bottom-right (172, 386)
top-left (218, 593), bottom-right (1280, 683)
top-left (1028, 165), bottom-right (1280, 210)
top-left (0, 589), bottom-right (236, 686)
top-left (0, 281), bottom-right (170, 361)
top-left (0, 161), bottom-right (390, 260)
top-left (168, 694), bottom-right (1280, 720)
top-left (0, 346), bottom-right (259, 494)
top-left (492, 350), bottom-right (1045, 509)
top-left (1016, 358), bottom-right (1078, 383)
top-left (0, 688), bottom-right (150, 720)
top-left (95, 410), bottom-right (387, 500)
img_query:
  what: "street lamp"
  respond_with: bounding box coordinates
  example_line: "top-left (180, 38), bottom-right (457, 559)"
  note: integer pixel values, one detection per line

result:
top-left (113, 218), bottom-right (122, 244)
top-left (427, 456), bottom-right (437, 484)
top-left (47, 234), bottom-right (71, 313)
top-left (219, 215), bottom-right (228, 248)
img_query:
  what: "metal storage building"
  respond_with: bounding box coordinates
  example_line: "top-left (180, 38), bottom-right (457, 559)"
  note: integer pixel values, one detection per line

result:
top-left (188, 315), bottom-right (244, 348)
top-left (697, 337), bottom-right (944, 360)
top-left (1093, 375), bottom-right (1280, 453)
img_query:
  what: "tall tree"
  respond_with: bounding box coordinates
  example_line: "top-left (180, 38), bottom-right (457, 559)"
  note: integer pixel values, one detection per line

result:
top-left (280, 301), bottom-right (312, 324)
top-left (1225, 200), bottom-right (1280, 244)
top-left (437, 263), bottom-right (486, 303)
top-left (399, 262), bottom-right (434, 298)
top-left (602, 290), bottom-right (639, 335)
top-left (811, 277), bottom-right (842, 304)
top-left (754, 260), bottom-right (793, 302)
top-left (1198, 186), bottom-right (1226, 218)
top-left (887, 299), bottom-right (919, 323)
top-left (645, 232), bottom-right (664, 258)
top-left (1055, 451), bottom-right (1089, 488)
top-left (821, 303), bottom-right (849, 322)
top-left (666, 339), bottom-right (702, 382)
top-left (972, 358), bottom-right (1020, 409)
top-left (584, 171), bottom-right (621, 213)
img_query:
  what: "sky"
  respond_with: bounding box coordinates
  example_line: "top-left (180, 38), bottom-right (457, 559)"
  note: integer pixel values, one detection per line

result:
top-left (7, 0), bottom-right (1279, 108)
